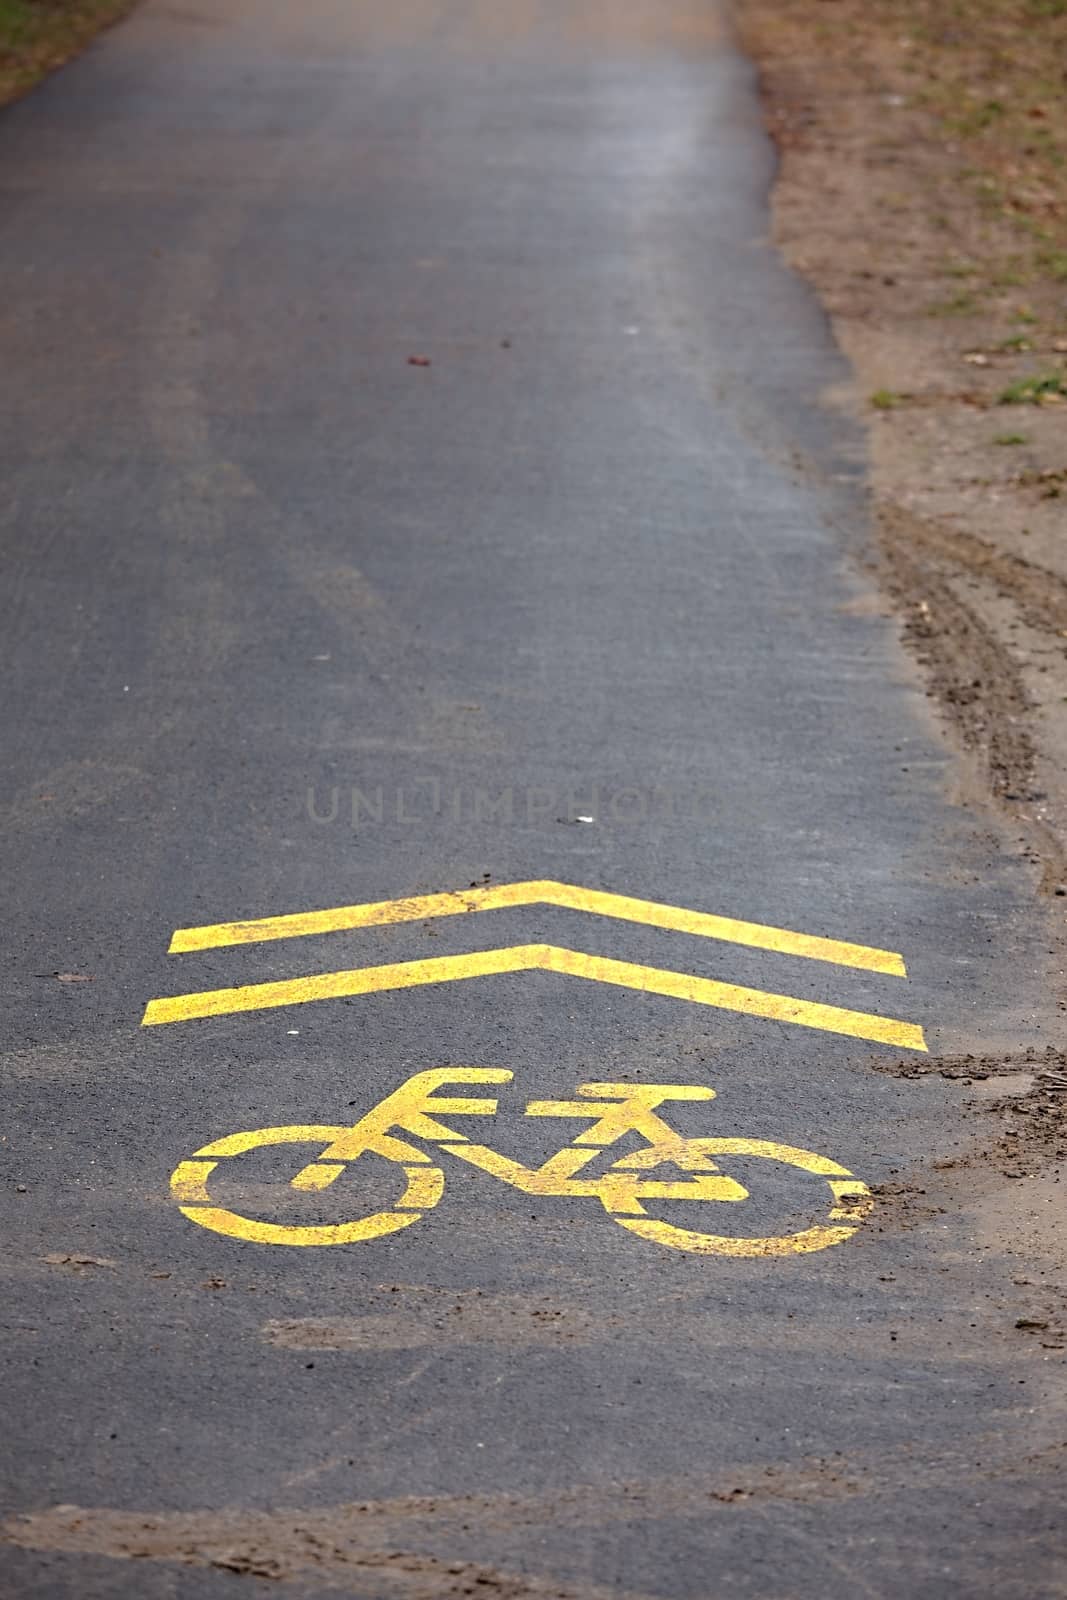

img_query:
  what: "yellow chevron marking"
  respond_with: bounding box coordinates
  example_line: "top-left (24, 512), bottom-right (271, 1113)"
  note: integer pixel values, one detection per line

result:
top-left (142, 943), bottom-right (926, 1050)
top-left (168, 879), bottom-right (906, 976)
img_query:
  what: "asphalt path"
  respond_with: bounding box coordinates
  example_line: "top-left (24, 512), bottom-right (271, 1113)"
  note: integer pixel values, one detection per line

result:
top-left (0, 2), bottom-right (1062, 1596)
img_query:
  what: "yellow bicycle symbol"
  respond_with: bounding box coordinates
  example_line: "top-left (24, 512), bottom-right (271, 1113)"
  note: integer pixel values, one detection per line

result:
top-left (170, 1069), bottom-right (872, 1257)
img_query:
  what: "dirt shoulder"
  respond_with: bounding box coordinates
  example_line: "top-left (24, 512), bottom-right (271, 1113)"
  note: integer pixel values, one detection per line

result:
top-left (736, 0), bottom-right (1067, 1331)
top-left (0, 0), bottom-right (136, 107)
top-left (737, 0), bottom-right (1067, 902)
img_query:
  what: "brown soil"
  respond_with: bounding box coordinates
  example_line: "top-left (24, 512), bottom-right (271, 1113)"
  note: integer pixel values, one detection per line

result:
top-left (875, 1045), bottom-right (1067, 1167)
top-left (870, 1046), bottom-right (1066, 1341)
top-left (262, 1289), bottom-right (602, 1351)
top-left (5, 1436), bottom-right (1065, 1592)
top-left (736, 0), bottom-right (1067, 907)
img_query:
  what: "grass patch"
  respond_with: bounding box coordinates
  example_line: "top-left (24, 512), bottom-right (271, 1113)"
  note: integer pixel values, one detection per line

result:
top-left (927, 290), bottom-right (982, 316)
top-left (994, 432), bottom-right (1029, 444)
top-left (997, 370), bottom-right (1067, 404)
top-left (949, 98), bottom-right (1005, 138)
top-left (870, 388), bottom-right (908, 410)
top-left (0, 0), bottom-right (136, 106)
top-left (1037, 249), bottom-right (1067, 281)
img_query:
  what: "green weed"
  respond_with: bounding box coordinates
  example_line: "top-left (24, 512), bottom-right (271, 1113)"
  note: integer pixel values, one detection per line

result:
top-left (997, 370), bottom-right (1066, 403)
top-left (927, 291), bottom-right (981, 316)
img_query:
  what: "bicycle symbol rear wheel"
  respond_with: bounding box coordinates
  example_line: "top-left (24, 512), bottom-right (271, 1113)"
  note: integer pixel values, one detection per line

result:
top-left (170, 1125), bottom-right (445, 1246)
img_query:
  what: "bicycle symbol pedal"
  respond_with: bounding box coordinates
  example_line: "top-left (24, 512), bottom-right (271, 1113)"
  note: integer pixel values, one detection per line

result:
top-left (170, 1068), bottom-right (871, 1257)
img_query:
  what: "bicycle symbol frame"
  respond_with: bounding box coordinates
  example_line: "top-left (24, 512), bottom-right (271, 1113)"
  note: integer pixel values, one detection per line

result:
top-left (170, 1068), bottom-right (872, 1257)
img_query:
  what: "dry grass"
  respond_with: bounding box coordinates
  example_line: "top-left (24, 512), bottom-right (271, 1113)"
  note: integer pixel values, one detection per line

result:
top-left (893, 0), bottom-right (1067, 290)
top-left (0, 0), bottom-right (136, 106)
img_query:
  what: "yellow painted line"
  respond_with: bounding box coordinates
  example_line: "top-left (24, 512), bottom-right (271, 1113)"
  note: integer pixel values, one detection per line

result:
top-left (142, 943), bottom-right (926, 1050)
top-left (167, 879), bottom-right (906, 976)
top-left (615, 1216), bottom-right (862, 1257)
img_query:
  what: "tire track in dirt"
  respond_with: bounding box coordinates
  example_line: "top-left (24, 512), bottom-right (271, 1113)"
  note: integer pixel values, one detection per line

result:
top-left (878, 504), bottom-right (1067, 894)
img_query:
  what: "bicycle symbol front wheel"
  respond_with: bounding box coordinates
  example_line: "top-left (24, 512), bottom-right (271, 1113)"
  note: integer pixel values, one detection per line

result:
top-left (605, 1137), bottom-right (871, 1257)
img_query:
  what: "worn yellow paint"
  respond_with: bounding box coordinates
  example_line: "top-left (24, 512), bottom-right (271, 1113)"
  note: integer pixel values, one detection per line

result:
top-left (171, 1069), bottom-right (875, 1258)
top-left (309, 1067), bottom-right (511, 1166)
top-left (397, 1166), bottom-right (448, 1209)
top-left (168, 878), bottom-right (907, 976)
top-left (614, 1216), bottom-right (861, 1256)
top-left (525, 1081), bottom-right (717, 1146)
top-left (171, 1115), bottom-right (447, 1247)
top-left (289, 1162), bottom-right (345, 1192)
top-left (608, 1145), bottom-right (873, 1256)
top-left (190, 1124), bottom-right (358, 1159)
top-left (169, 1159), bottom-right (216, 1204)
top-left (827, 1177), bottom-right (875, 1223)
top-left (143, 943), bottom-right (926, 1049)
top-left (687, 1137), bottom-right (853, 1177)
top-left (444, 1140), bottom-right (749, 1209)
top-left (175, 1203), bottom-right (430, 1248)
top-left (171, 1070), bottom-right (504, 1245)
